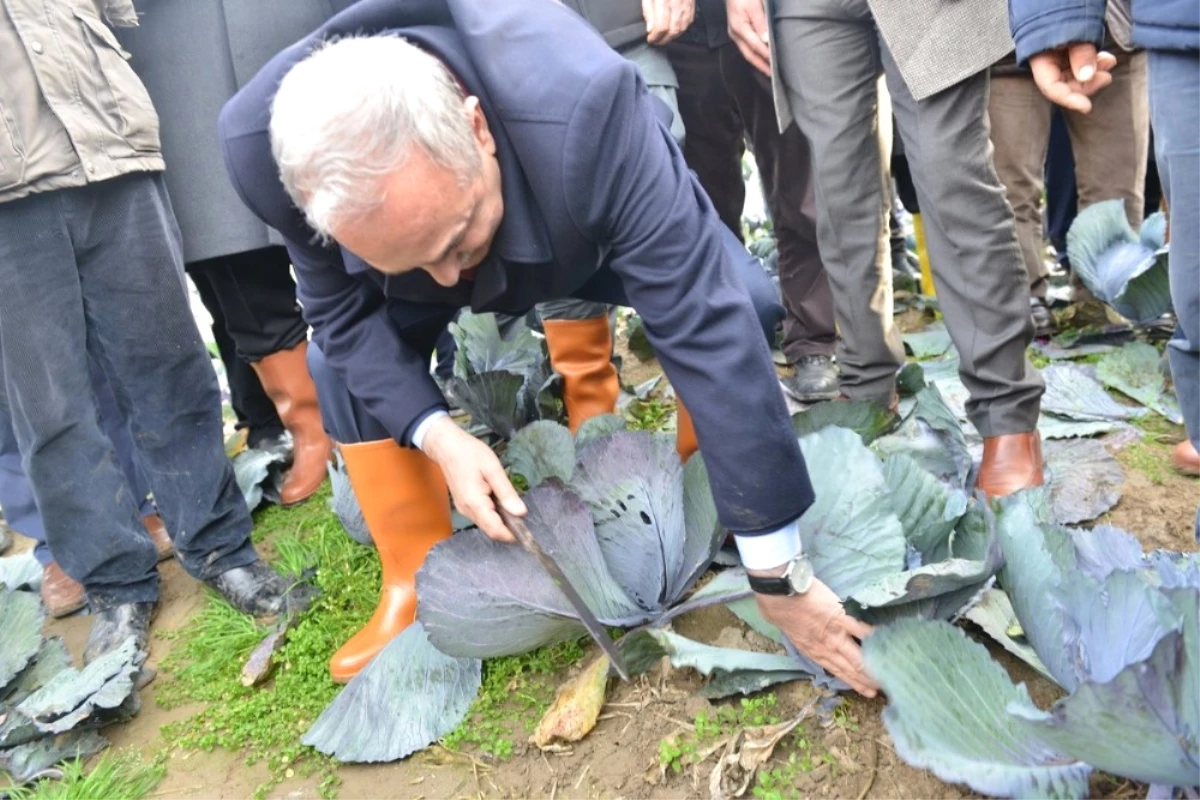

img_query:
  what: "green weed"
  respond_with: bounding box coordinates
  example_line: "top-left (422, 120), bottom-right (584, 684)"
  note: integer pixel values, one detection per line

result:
top-left (4, 751), bottom-right (166, 800)
top-left (157, 486), bottom-right (377, 799)
top-left (442, 637), bottom-right (588, 759)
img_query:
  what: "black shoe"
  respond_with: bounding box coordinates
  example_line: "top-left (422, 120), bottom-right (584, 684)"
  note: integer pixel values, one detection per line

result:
top-left (204, 561), bottom-right (314, 619)
top-left (83, 601), bottom-right (155, 666)
top-left (1031, 299), bottom-right (1057, 336)
top-left (781, 355), bottom-right (840, 403)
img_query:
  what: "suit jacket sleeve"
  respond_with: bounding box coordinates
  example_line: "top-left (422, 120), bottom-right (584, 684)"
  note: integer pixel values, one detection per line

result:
top-left (1009, 0), bottom-right (1107, 64)
top-left (218, 126), bottom-right (446, 445)
top-left (562, 61), bottom-right (813, 534)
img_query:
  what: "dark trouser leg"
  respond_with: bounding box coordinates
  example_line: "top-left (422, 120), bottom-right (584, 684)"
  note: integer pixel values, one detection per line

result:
top-left (720, 42), bottom-right (835, 360)
top-left (309, 308), bottom-right (456, 444)
top-left (190, 247), bottom-right (307, 362)
top-left (883, 49), bottom-right (1044, 436)
top-left (1149, 50), bottom-right (1200, 453)
top-left (988, 73), bottom-right (1054, 298)
top-left (89, 357), bottom-right (155, 518)
top-left (189, 268), bottom-right (284, 443)
top-left (0, 174), bottom-right (256, 606)
top-left (666, 39), bottom-right (747, 238)
top-left (774, 0), bottom-right (902, 404)
top-left (1045, 110), bottom-right (1079, 262)
top-left (0, 356), bottom-right (154, 567)
top-left (0, 394), bottom-right (45, 562)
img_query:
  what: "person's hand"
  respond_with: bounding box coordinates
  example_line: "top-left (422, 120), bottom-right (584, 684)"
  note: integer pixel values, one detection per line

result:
top-left (725, 0), bottom-right (771, 75)
top-left (420, 415), bottom-right (526, 543)
top-left (750, 571), bottom-right (879, 697)
top-left (1028, 43), bottom-right (1117, 113)
top-left (643, 0), bottom-right (695, 45)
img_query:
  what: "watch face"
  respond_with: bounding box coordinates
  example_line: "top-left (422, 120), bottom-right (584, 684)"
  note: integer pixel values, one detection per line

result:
top-left (788, 558), bottom-right (815, 594)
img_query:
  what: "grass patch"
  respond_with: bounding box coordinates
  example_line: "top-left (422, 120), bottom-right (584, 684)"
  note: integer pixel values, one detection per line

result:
top-left (1117, 440), bottom-right (1175, 486)
top-left (442, 637), bottom-right (588, 759)
top-left (658, 695), bottom-right (784, 775)
top-left (656, 694), bottom-right (844, 796)
top-left (1117, 414), bottom-right (1187, 485)
top-left (4, 751), bottom-right (166, 800)
top-left (156, 485), bottom-right (378, 799)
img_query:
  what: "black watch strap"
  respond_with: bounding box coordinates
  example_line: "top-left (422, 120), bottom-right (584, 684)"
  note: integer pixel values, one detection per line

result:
top-left (746, 572), bottom-right (794, 596)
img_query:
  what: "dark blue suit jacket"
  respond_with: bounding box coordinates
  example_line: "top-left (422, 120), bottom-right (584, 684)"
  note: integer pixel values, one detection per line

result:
top-left (218, 0), bottom-right (811, 533)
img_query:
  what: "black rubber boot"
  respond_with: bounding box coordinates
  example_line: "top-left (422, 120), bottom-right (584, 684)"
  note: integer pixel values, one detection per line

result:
top-left (204, 560), bottom-right (314, 619)
top-left (781, 355), bottom-right (841, 403)
top-left (83, 601), bottom-right (155, 665)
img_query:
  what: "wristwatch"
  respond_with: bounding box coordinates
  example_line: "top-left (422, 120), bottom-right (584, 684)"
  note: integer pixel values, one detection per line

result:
top-left (746, 554), bottom-right (815, 596)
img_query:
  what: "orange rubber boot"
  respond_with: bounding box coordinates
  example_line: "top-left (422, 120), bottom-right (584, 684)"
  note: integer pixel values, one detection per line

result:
top-left (542, 317), bottom-right (620, 433)
top-left (329, 440), bottom-right (452, 683)
top-left (251, 340), bottom-right (334, 506)
top-left (676, 401), bottom-right (699, 462)
top-left (976, 432), bottom-right (1045, 498)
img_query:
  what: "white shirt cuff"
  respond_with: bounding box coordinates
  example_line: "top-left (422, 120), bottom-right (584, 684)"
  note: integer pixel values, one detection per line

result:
top-left (733, 521), bottom-right (802, 571)
top-left (411, 410), bottom-right (450, 451)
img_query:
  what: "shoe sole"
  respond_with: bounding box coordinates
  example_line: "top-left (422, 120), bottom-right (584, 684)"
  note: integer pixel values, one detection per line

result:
top-left (46, 598), bottom-right (87, 619)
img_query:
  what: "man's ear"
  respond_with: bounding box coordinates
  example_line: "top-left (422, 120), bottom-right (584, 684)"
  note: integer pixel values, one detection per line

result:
top-left (465, 96), bottom-right (496, 156)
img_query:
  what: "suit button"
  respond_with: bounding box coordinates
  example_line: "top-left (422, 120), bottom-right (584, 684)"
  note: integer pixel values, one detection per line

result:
top-left (31, 41), bottom-right (44, 54)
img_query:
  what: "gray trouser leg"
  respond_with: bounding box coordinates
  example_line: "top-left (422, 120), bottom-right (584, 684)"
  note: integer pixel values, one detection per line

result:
top-left (882, 48), bottom-right (1044, 436)
top-left (773, 0), bottom-right (902, 405)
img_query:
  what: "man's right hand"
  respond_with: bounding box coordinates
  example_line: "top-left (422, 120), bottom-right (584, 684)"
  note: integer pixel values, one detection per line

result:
top-left (1028, 43), bottom-right (1117, 113)
top-left (751, 574), bottom-right (880, 697)
top-left (725, 0), bottom-right (771, 76)
top-left (420, 415), bottom-right (527, 544)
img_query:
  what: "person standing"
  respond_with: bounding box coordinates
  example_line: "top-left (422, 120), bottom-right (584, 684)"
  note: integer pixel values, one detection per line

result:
top-left (0, 0), bottom-right (304, 662)
top-left (725, 0), bottom-right (1047, 497)
top-left (116, 0), bottom-right (346, 506)
top-left (989, 15), bottom-right (1150, 336)
top-left (1009, 0), bottom-right (1199, 516)
top-left (667, 0), bottom-right (839, 402)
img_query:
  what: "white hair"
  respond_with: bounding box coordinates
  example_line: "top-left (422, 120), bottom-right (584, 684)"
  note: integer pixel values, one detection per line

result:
top-left (269, 35), bottom-right (480, 239)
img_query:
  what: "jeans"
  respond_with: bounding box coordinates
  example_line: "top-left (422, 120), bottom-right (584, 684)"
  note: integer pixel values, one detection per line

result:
top-left (0, 359), bottom-right (154, 567)
top-left (1148, 50), bottom-right (1200, 538)
top-left (0, 173), bottom-right (256, 607)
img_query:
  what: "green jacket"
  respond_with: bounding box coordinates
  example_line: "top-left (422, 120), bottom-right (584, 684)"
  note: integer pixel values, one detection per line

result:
top-left (0, 0), bottom-right (162, 204)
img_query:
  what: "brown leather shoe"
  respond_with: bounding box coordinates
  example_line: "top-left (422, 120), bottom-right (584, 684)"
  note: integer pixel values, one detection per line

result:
top-left (143, 514), bottom-right (173, 562)
top-left (1172, 440), bottom-right (1200, 477)
top-left (41, 562), bottom-right (86, 618)
top-left (251, 341), bottom-right (334, 507)
top-left (976, 432), bottom-right (1046, 498)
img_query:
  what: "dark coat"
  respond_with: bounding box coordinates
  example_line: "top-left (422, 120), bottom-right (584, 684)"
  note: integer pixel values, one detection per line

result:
top-left (219, 0), bottom-right (812, 534)
top-left (117, 0), bottom-right (353, 264)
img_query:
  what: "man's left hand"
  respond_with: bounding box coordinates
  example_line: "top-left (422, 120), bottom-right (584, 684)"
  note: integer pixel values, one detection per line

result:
top-left (643, 0), bottom-right (695, 45)
top-left (1028, 43), bottom-right (1117, 113)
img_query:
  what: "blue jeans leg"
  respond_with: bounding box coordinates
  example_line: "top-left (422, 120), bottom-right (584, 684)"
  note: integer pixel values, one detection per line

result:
top-left (1148, 50), bottom-right (1200, 538)
top-left (0, 174), bottom-right (255, 607)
